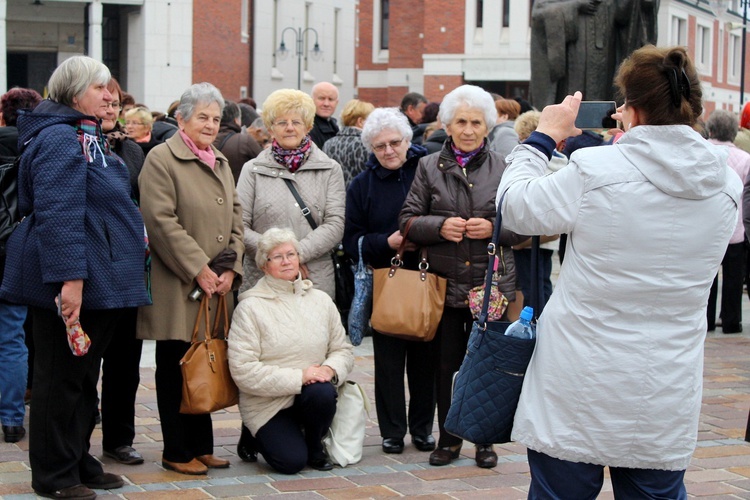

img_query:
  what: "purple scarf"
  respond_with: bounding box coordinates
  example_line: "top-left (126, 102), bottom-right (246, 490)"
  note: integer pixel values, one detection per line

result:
top-left (450, 140), bottom-right (484, 167)
top-left (272, 136), bottom-right (312, 173)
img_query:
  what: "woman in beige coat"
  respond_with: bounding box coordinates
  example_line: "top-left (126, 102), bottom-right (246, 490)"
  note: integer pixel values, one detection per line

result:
top-left (236, 88), bottom-right (345, 298)
top-left (138, 83), bottom-right (244, 476)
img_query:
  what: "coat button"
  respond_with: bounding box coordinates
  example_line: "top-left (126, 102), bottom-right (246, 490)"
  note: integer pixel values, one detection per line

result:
top-left (464, 299), bottom-right (469, 305)
top-left (217, 235), bottom-right (225, 242)
top-left (465, 261), bottom-right (470, 266)
top-left (469, 183), bottom-right (474, 188)
top-left (217, 197), bottom-right (224, 205)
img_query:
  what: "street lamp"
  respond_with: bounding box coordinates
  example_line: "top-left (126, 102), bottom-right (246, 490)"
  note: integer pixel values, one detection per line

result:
top-left (277, 27), bottom-right (322, 90)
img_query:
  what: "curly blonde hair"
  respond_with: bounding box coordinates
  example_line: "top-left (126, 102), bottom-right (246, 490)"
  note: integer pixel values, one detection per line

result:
top-left (261, 89), bottom-right (316, 131)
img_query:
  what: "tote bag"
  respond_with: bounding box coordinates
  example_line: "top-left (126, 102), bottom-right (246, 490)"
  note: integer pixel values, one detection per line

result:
top-left (347, 236), bottom-right (372, 346)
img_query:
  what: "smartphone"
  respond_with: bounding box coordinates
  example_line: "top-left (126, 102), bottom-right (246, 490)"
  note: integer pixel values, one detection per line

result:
top-left (575, 101), bottom-right (617, 130)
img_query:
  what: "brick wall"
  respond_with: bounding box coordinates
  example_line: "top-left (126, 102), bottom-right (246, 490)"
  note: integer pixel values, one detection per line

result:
top-left (192, 0), bottom-right (251, 101)
top-left (389, 0), bottom-right (425, 67)
top-left (423, 0), bottom-right (464, 55)
top-left (358, 87), bottom-right (389, 107)
top-left (424, 75), bottom-right (464, 103)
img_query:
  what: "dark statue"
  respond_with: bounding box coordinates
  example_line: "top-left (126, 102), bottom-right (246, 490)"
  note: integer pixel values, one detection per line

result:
top-left (530, 0), bottom-right (660, 109)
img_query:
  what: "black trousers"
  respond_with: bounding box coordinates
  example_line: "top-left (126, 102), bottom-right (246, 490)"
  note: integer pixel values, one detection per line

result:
top-left (433, 306), bottom-right (475, 449)
top-left (155, 340), bottom-right (214, 463)
top-left (29, 307), bottom-right (124, 493)
top-left (708, 242), bottom-right (745, 330)
top-left (101, 307), bottom-right (142, 451)
top-left (253, 382), bottom-right (337, 474)
top-left (372, 329), bottom-right (435, 439)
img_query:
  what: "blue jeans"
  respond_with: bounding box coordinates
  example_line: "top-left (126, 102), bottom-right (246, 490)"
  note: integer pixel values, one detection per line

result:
top-left (527, 449), bottom-right (687, 499)
top-left (0, 299), bottom-right (28, 426)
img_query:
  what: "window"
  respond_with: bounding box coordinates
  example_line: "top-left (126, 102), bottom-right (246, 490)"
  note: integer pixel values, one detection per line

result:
top-left (241, 0), bottom-right (249, 43)
top-left (730, 32), bottom-right (742, 80)
top-left (697, 25), bottom-right (711, 68)
top-left (671, 16), bottom-right (687, 46)
top-left (476, 0), bottom-right (483, 28)
top-left (380, 0), bottom-right (389, 50)
top-left (502, 0), bottom-right (510, 28)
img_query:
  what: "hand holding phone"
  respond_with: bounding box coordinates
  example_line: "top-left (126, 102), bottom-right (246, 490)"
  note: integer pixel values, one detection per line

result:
top-left (575, 101), bottom-right (617, 130)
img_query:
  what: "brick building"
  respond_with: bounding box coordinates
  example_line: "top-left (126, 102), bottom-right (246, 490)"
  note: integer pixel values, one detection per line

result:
top-left (357, 0), bottom-right (750, 114)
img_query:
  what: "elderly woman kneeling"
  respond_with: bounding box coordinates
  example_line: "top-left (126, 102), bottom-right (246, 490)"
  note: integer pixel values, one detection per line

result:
top-left (228, 228), bottom-right (354, 474)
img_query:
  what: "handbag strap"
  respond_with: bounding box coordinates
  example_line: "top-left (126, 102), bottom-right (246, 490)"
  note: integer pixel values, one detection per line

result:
top-left (191, 295), bottom-right (212, 343)
top-left (388, 217), bottom-right (429, 279)
top-left (283, 178), bottom-right (318, 230)
top-left (212, 294), bottom-right (229, 340)
top-left (479, 196), bottom-right (542, 327)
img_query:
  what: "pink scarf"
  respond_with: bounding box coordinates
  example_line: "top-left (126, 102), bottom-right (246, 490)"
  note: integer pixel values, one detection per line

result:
top-left (179, 129), bottom-right (216, 168)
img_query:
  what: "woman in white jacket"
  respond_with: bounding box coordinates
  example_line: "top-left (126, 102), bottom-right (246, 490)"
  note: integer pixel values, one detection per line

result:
top-left (228, 228), bottom-right (354, 474)
top-left (498, 46), bottom-right (742, 498)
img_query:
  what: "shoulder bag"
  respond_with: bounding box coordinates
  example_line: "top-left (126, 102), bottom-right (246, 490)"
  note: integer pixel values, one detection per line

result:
top-left (346, 235), bottom-right (372, 346)
top-left (444, 198), bottom-right (540, 443)
top-left (283, 179), bottom-right (354, 331)
top-left (179, 294), bottom-right (240, 414)
top-left (370, 217), bottom-right (447, 341)
top-left (323, 380), bottom-right (371, 466)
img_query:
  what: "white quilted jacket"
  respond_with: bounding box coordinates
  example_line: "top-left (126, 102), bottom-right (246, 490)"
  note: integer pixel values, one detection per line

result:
top-left (227, 274), bottom-right (354, 434)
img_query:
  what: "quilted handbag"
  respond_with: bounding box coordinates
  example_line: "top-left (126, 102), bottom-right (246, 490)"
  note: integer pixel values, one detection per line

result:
top-left (371, 218), bottom-right (447, 341)
top-left (347, 236), bottom-right (372, 346)
top-left (179, 295), bottom-right (239, 414)
top-left (444, 199), bottom-right (540, 444)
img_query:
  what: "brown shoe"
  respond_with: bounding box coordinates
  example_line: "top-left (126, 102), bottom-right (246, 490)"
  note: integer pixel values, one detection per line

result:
top-left (429, 445), bottom-right (461, 466)
top-left (196, 454), bottom-right (230, 468)
top-left (162, 458), bottom-right (208, 475)
top-left (474, 444), bottom-right (498, 468)
top-left (34, 484), bottom-right (96, 499)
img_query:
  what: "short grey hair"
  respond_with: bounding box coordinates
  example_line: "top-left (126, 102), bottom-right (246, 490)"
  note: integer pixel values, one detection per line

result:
top-left (250, 117), bottom-right (267, 131)
top-left (361, 107), bottom-right (413, 152)
top-left (48, 56), bottom-right (111, 108)
top-left (176, 82), bottom-right (225, 122)
top-left (706, 109), bottom-right (739, 142)
top-left (438, 85), bottom-right (497, 131)
top-left (255, 227), bottom-right (302, 269)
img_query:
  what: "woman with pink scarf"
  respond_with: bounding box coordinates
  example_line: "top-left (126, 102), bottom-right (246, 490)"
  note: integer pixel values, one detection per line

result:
top-left (137, 82), bottom-right (244, 476)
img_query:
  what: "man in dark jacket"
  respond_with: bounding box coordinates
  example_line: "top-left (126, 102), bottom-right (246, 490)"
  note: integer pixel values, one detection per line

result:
top-left (309, 82), bottom-right (340, 148)
top-left (214, 101), bottom-right (262, 184)
top-left (0, 87), bottom-right (41, 444)
top-left (400, 92), bottom-right (428, 145)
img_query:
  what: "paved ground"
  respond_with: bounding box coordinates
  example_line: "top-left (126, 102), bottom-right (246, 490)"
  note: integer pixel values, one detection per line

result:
top-left (1, 294), bottom-right (750, 498)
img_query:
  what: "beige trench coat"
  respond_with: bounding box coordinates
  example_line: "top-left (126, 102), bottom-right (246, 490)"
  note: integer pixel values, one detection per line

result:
top-left (137, 134), bottom-right (244, 342)
top-left (236, 144), bottom-right (345, 297)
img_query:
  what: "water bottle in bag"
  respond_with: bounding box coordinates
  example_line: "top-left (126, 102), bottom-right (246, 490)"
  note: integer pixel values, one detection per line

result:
top-left (505, 306), bottom-right (536, 339)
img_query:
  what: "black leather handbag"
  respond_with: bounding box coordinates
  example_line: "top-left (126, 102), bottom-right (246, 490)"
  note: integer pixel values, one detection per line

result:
top-left (444, 199), bottom-right (540, 444)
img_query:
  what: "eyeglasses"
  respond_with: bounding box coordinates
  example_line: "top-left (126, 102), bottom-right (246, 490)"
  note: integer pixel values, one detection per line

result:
top-left (267, 251), bottom-right (299, 263)
top-left (106, 102), bottom-right (121, 109)
top-left (273, 120), bottom-right (305, 129)
top-left (125, 120), bottom-right (145, 126)
top-left (372, 138), bottom-right (404, 153)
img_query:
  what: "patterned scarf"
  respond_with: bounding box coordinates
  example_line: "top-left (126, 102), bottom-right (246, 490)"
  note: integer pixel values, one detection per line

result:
top-left (179, 129), bottom-right (216, 168)
top-left (450, 140), bottom-right (485, 167)
top-left (272, 135), bottom-right (312, 173)
top-left (75, 118), bottom-right (110, 166)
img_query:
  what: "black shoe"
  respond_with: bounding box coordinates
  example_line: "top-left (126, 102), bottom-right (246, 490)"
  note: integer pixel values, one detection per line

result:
top-left (237, 426), bottom-right (258, 462)
top-left (2, 425), bottom-right (25, 443)
top-left (382, 437), bottom-right (405, 454)
top-left (104, 445), bottom-right (144, 465)
top-left (308, 456), bottom-right (334, 471)
top-left (82, 472), bottom-right (124, 490)
top-left (429, 445), bottom-right (461, 466)
top-left (34, 484), bottom-right (96, 499)
top-left (474, 444), bottom-right (498, 468)
top-left (723, 324), bottom-right (743, 334)
top-left (411, 434), bottom-right (436, 452)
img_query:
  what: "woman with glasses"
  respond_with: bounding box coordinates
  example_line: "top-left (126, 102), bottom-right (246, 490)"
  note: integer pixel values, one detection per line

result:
top-left (342, 107), bottom-right (436, 456)
top-left (228, 227), bottom-right (353, 474)
top-left (400, 85), bottom-right (525, 468)
top-left (235, 88), bottom-right (345, 462)
top-left (137, 82), bottom-right (244, 475)
top-left (125, 106), bottom-right (156, 154)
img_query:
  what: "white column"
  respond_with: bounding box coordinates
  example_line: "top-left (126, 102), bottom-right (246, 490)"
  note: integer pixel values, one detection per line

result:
top-left (88, 0), bottom-right (103, 62)
top-left (0, 0), bottom-right (7, 94)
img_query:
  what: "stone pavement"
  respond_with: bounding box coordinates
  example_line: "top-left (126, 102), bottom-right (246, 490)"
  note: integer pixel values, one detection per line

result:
top-left (0, 327), bottom-right (749, 499)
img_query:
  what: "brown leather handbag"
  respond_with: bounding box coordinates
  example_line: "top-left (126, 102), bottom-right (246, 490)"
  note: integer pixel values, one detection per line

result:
top-left (179, 294), bottom-right (239, 414)
top-left (370, 218), bottom-right (447, 341)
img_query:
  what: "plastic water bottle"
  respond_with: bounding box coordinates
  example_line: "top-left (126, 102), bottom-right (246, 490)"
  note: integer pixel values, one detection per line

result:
top-left (505, 306), bottom-right (536, 339)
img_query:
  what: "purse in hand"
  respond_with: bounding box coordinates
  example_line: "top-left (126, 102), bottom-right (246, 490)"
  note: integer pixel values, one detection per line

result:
top-left (444, 198), bottom-right (539, 443)
top-left (370, 217), bottom-right (447, 342)
top-left (179, 294), bottom-right (239, 414)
